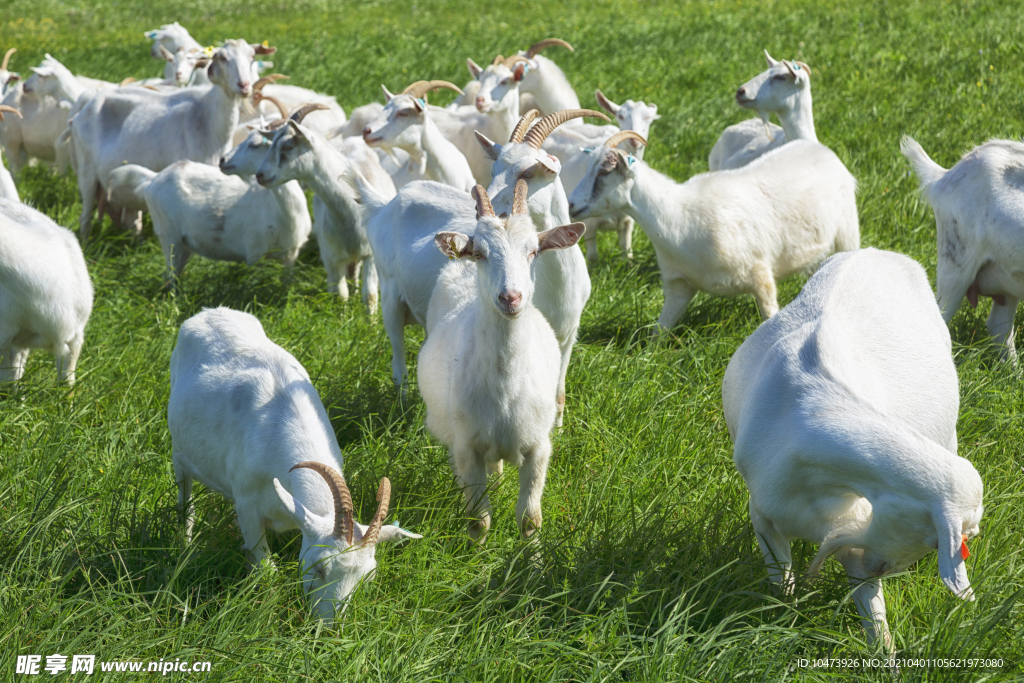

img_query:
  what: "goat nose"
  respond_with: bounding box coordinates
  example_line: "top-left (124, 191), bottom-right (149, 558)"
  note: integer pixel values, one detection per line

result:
top-left (362, 126), bottom-right (372, 137)
top-left (238, 80), bottom-right (251, 92)
top-left (218, 157), bottom-right (226, 166)
top-left (475, 96), bottom-right (487, 110)
top-left (499, 291), bottom-right (522, 308)
top-left (255, 172), bottom-right (265, 183)
top-left (736, 87), bottom-right (746, 98)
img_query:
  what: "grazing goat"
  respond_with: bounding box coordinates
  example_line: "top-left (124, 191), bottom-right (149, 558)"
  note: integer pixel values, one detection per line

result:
top-left (362, 80), bottom-right (475, 192)
top-left (0, 198), bottom-right (92, 385)
top-left (709, 51), bottom-right (816, 171)
top-left (722, 248), bottom-right (984, 650)
top-left (169, 307), bottom-right (420, 622)
top-left (255, 107), bottom-right (397, 311)
top-left (68, 39), bottom-right (276, 241)
top-left (902, 136), bottom-right (1024, 364)
top-left (419, 181), bottom-right (584, 541)
top-left (569, 137), bottom-right (859, 329)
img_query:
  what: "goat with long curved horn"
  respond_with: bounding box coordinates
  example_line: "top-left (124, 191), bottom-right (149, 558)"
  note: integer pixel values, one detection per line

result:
top-left (254, 91), bottom-right (290, 120)
top-left (508, 109), bottom-right (540, 144)
top-left (401, 80), bottom-right (464, 102)
top-left (289, 461), bottom-right (355, 544)
top-left (252, 73), bottom-right (289, 93)
top-left (511, 178), bottom-right (529, 216)
top-left (289, 102), bottom-right (330, 124)
top-left (603, 130), bottom-right (648, 151)
top-left (472, 184), bottom-right (495, 218)
top-left (525, 39), bottom-right (574, 59)
top-left (522, 108), bottom-right (610, 149)
top-left (361, 478), bottom-right (392, 545)
top-left (0, 104), bottom-right (22, 121)
top-left (1, 48), bottom-right (15, 72)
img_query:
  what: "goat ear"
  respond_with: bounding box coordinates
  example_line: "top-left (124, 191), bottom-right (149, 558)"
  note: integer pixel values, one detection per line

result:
top-left (764, 49), bottom-right (779, 67)
top-left (649, 104), bottom-right (660, 119)
top-left (381, 84), bottom-right (394, 102)
top-left (286, 119), bottom-right (309, 141)
top-left (538, 222), bottom-right (585, 254)
top-left (467, 58), bottom-right (483, 78)
top-left (253, 44), bottom-right (277, 56)
top-left (538, 154), bottom-right (560, 175)
top-left (435, 232), bottom-right (474, 259)
top-left (375, 525), bottom-right (424, 544)
top-left (273, 478), bottom-right (330, 536)
top-left (159, 45), bottom-right (175, 62)
top-left (595, 89), bottom-right (619, 115)
top-left (475, 130), bottom-right (502, 160)
top-left (935, 507), bottom-right (974, 600)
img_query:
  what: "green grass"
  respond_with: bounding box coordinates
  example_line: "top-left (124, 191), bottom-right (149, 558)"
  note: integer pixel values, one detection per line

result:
top-left (2, 0), bottom-right (1024, 680)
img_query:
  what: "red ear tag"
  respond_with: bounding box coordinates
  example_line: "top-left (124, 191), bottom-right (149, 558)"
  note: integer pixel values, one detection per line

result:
top-left (961, 535), bottom-right (970, 560)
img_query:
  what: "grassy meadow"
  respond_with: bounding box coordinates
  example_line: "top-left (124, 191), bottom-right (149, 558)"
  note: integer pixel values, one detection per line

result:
top-left (2, 0), bottom-right (1024, 680)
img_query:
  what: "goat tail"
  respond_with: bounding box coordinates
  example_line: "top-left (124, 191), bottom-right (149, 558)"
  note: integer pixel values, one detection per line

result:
top-left (807, 524), bottom-right (867, 577)
top-left (352, 170), bottom-right (388, 224)
top-left (106, 164), bottom-right (156, 199)
top-left (900, 136), bottom-right (947, 192)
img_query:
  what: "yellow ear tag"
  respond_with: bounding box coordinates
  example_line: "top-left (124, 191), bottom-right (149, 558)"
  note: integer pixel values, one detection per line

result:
top-left (262, 40), bottom-right (269, 47)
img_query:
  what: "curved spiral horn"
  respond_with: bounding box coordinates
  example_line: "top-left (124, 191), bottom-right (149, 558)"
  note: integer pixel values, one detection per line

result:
top-left (252, 73), bottom-right (288, 93)
top-left (0, 104), bottom-right (22, 121)
top-left (119, 77), bottom-right (137, 87)
top-left (254, 91), bottom-right (290, 119)
top-left (401, 80), bottom-right (464, 100)
top-left (1, 48), bottom-right (15, 72)
top-left (512, 179), bottom-right (529, 217)
top-left (472, 185), bottom-right (495, 218)
top-left (525, 38), bottom-right (574, 59)
top-left (522, 108), bottom-right (610, 149)
top-left (289, 102), bottom-right (329, 124)
top-left (289, 461), bottom-right (355, 544)
top-left (508, 109), bottom-right (540, 144)
top-left (603, 130), bottom-right (648, 151)
top-left (361, 477), bottom-right (391, 545)
top-left (490, 54), bottom-right (530, 70)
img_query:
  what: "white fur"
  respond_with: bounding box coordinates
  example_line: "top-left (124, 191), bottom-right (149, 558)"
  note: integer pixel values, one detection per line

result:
top-left (144, 22), bottom-right (203, 82)
top-left (107, 132), bottom-right (311, 283)
top-left (362, 86), bottom-right (475, 192)
top-left (569, 139), bottom-right (859, 329)
top-left (453, 48), bottom-right (580, 117)
top-left (722, 248), bottom-right (984, 649)
top-left (0, 198), bottom-right (93, 384)
top-left (68, 39), bottom-right (275, 241)
top-left (901, 136), bottom-right (1024, 364)
top-left (255, 119), bottom-right (396, 311)
top-left (709, 51), bottom-right (816, 171)
top-left (419, 205), bottom-right (583, 540)
top-left (168, 307), bottom-right (420, 622)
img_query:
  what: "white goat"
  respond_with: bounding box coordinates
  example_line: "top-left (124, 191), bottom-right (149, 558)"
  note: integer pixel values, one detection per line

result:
top-left (169, 306), bottom-right (420, 622)
top-left (357, 109), bottom-right (599, 427)
top-left (0, 198), bottom-right (92, 385)
top-left (568, 137), bottom-right (859, 329)
top-left (454, 39), bottom-right (580, 117)
top-left (419, 181), bottom-right (584, 541)
top-left (362, 80), bottom-right (475, 192)
top-left (145, 22), bottom-right (203, 82)
top-left (68, 39), bottom-right (276, 241)
top-left (107, 127), bottom-right (312, 285)
top-left (0, 63), bottom-right (78, 176)
top-left (0, 106), bottom-right (19, 200)
top-left (902, 136), bottom-right (1024, 363)
top-left (709, 51), bottom-right (816, 171)
top-left (550, 90), bottom-right (660, 262)
top-left (255, 111), bottom-right (397, 311)
top-left (245, 74), bottom-right (348, 138)
top-left (723, 248), bottom-right (984, 650)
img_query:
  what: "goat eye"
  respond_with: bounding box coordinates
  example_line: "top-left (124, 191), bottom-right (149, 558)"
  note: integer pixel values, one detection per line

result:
top-left (528, 249), bottom-right (538, 259)
top-left (520, 170), bottom-right (534, 179)
top-left (474, 252), bottom-right (486, 261)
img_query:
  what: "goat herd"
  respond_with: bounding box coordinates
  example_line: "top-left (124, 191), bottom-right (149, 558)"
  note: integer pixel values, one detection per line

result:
top-left (0, 23), bottom-right (1019, 650)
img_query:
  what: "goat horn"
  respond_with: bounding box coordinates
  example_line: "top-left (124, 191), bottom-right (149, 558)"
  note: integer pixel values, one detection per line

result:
top-left (0, 104), bottom-right (22, 121)
top-left (289, 102), bottom-right (329, 124)
top-left (603, 130), bottom-right (648, 151)
top-left (491, 54), bottom-right (505, 66)
top-left (361, 477), bottom-right (391, 545)
top-left (525, 38), bottom-right (574, 59)
top-left (119, 77), bottom-right (137, 86)
top-left (472, 184), bottom-right (495, 218)
top-left (508, 109), bottom-right (540, 144)
top-left (1, 48), bottom-right (15, 72)
top-left (522, 108), bottom-right (610, 149)
top-left (401, 80), bottom-right (464, 100)
top-left (252, 73), bottom-right (289, 93)
top-left (142, 85), bottom-right (161, 92)
top-left (289, 462), bottom-right (355, 544)
top-left (512, 178), bottom-right (529, 217)
top-left (254, 91), bottom-right (289, 119)
top-left (501, 55), bottom-right (530, 69)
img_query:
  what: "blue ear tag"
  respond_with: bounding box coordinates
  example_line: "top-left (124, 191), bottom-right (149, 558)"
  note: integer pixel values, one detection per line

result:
top-left (792, 62), bottom-right (801, 70)
top-left (627, 156), bottom-right (636, 166)
top-left (146, 31), bottom-right (157, 38)
top-left (582, 147), bottom-right (593, 154)
top-left (392, 519), bottom-right (402, 531)
top-left (416, 98), bottom-right (426, 108)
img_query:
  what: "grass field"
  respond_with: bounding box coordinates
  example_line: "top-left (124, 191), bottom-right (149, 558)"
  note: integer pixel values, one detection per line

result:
top-left (2, 0), bottom-right (1024, 680)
